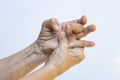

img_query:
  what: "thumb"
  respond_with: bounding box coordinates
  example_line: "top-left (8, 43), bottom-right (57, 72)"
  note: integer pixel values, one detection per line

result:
top-left (58, 31), bottom-right (68, 48)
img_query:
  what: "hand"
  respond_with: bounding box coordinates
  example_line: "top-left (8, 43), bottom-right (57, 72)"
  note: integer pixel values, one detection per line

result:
top-left (16, 17), bottom-right (96, 80)
top-left (36, 18), bottom-right (59, 54)
top-left (63, 23), bottom-right (95, 48)
top-left (36, 16), bottom-right (96, 54)
top-left (45, 30), bottom-right (95, 76)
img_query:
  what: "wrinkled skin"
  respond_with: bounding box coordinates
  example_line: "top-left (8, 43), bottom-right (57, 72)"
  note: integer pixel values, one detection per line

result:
top-left (0, 15), bottom-right (96, 80)
top-left (45, 31), bottom-right (85, 76)
top-left (45, 23), bottom-right (96, 76)
top-left (34, 15), bottom-right (96, 78)
top-left (36, 16), bottom-right (96, 54)
top-left (18, 22), bottom-right (96, 80)
top-left (17, 16), bottom-right (96, 80)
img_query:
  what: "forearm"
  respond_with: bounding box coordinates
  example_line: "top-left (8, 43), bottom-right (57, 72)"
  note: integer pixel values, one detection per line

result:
top-left (0, 42), bottom-right (50, 80)
top-left (19, 64), bottom-right (58, 80)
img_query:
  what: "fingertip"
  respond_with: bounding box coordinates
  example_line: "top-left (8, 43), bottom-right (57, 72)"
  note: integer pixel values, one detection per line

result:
top-left (87, 41), bottom-right (95, 47)
top-left (87, 25), bottom-right (96, 32)
top-left (80, 15), bottom-right (87, 25)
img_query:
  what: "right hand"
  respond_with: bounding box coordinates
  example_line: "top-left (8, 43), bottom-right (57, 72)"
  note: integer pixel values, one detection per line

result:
top-left (45, 31), bottom-right (95, 75)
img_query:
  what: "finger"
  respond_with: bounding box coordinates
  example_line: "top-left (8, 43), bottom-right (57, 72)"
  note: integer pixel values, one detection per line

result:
top-left (65, 24), bottom-right (72, 36)
top-left (77, 15), bottom-right (87, 25)
top-left (58, 31), bottom-right (68, 48)
top-left (71, 23), bottom-right (84, 34)
top-left (61, 15), bottom-right (87, 25)
top-left (64, 24), bottom-right (75, 42)
top-left (42, 18), bottom-right (59, 32)
top-left (75, 25), bottom-right (96, 40)
top-left (69, 40), bottom-right (95, 48)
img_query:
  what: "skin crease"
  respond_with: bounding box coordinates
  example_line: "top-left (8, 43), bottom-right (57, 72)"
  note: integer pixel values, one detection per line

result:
top-left (45, 31), bottom-right (86, 76)
top-left (36, 15), bottom-right (96, 54)
top-left (19, 29), bottom-right (95, 80)
top-left (0, 15), bottom-right (96, 80)
top-left (19, 17), bottom-right (96, 80)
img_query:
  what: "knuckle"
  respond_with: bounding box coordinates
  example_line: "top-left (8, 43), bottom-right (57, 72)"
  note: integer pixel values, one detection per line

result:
top-left (42, 18), bottom-right (58, 27)
top-left (75, 53), bottom-right (85, 63)
top-left (79, 54), bottom-right (85, 61)
top-left (42, 20), bottom-right (48, 26)
top-left (50, 18), bottom-right (58, 23)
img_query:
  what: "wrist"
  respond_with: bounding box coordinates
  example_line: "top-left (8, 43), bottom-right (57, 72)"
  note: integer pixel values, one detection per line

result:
top-left (42, 64), bottom-right (58, 79)
top-left (35, 39), bottom-right (52, 55)
top-left (34, 41), bottom-right (51, 59)
top-left (20, 64), bottom-right (58, 80)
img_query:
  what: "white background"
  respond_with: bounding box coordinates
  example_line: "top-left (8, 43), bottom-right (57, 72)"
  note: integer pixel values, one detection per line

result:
top-left (0, 0), bottom-right (120, 80)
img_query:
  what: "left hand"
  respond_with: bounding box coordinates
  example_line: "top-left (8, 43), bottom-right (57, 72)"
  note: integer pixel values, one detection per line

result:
top-left (36, 16), bottom-right (96, 55)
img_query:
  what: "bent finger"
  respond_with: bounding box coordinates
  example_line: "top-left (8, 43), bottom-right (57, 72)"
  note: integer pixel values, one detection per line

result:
top-left (75, 25), bottom-right (96, 40)
top-left (64, 24), bottom-right (76, 42)
top-left (71, 23), bottom-right (84, 34)
top-left (77, 15), bottom-right (87, 25)
top-left (42, 18), bottom-right (59, 32)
